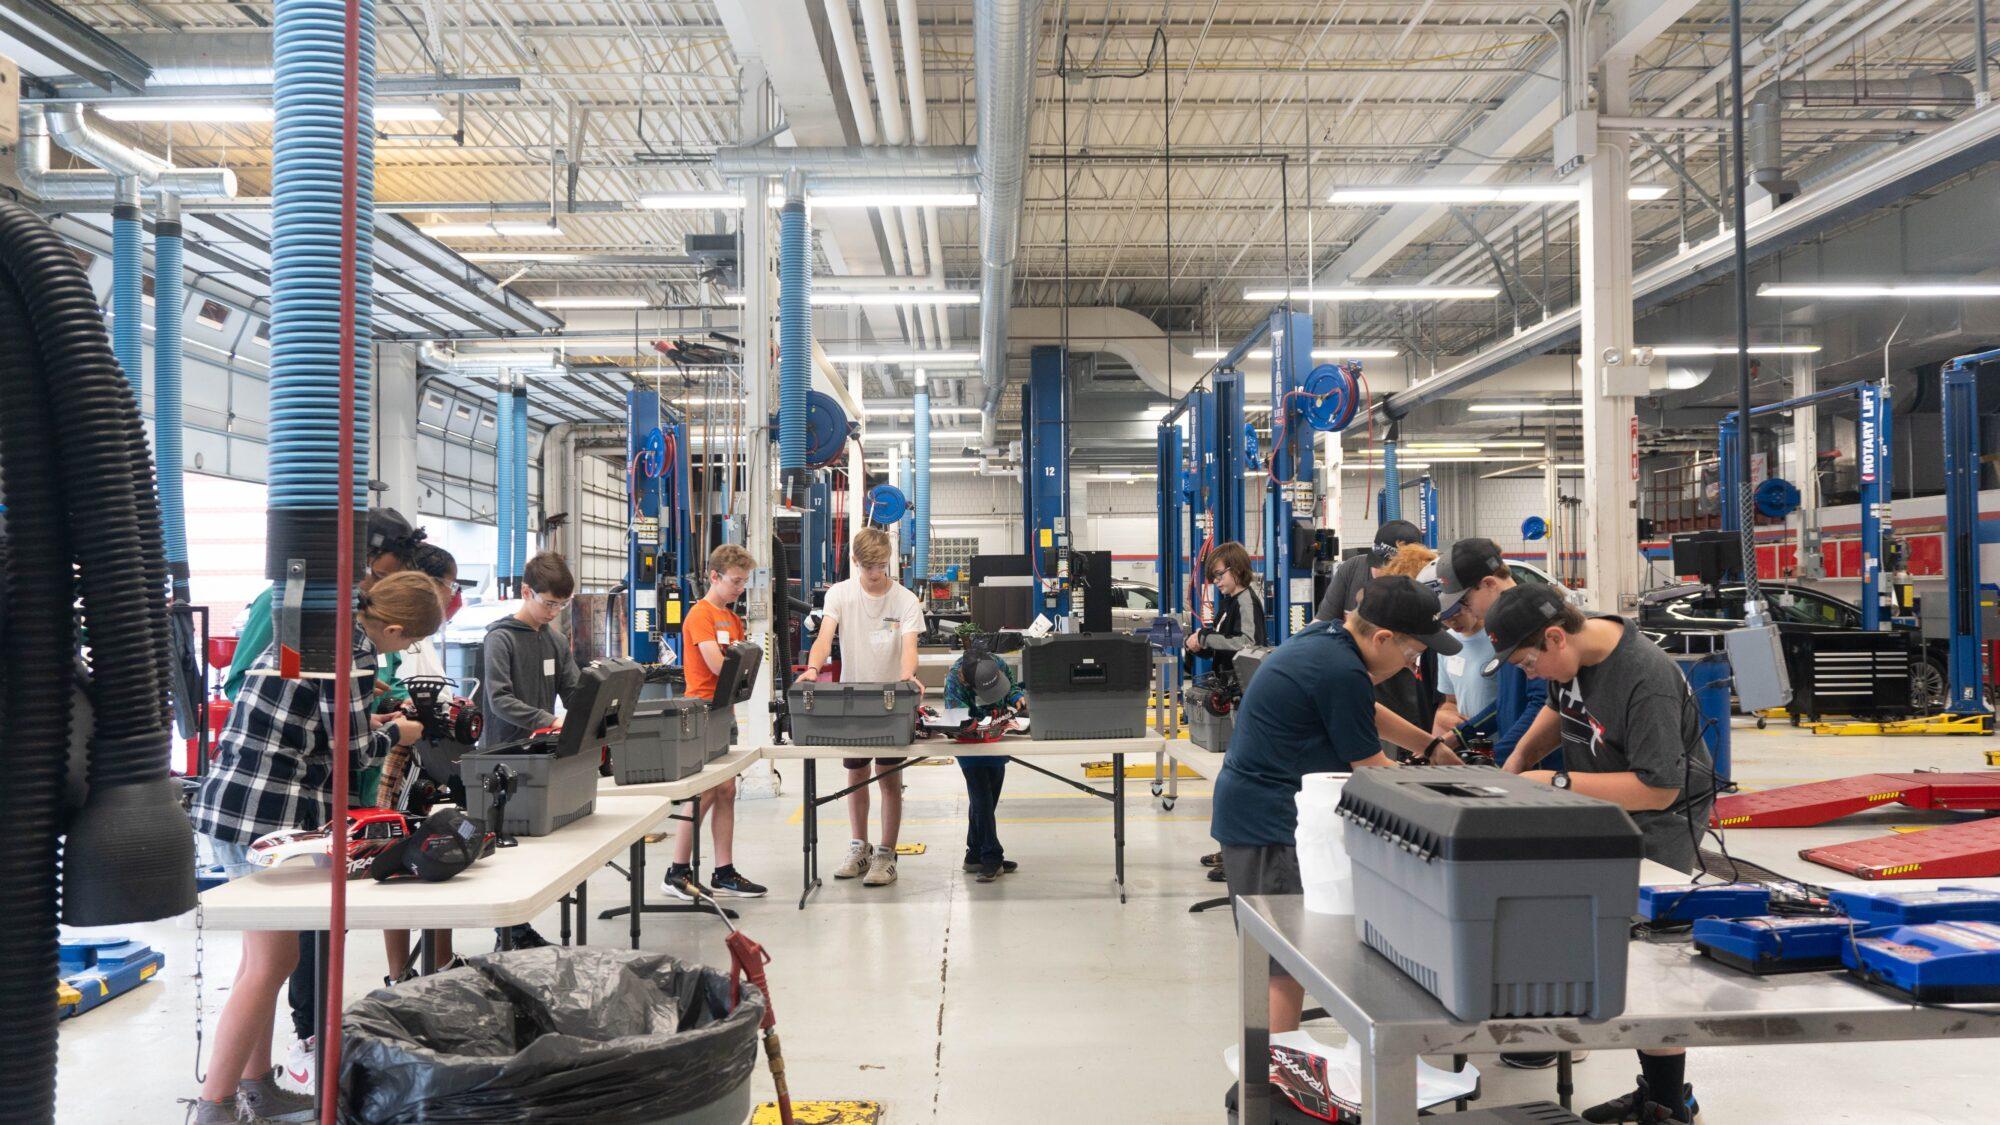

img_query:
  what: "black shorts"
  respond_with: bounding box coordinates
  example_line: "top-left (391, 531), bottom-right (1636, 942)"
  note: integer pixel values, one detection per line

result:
top-left (843, 757), bottom-right (908, 771)
top-left (1222, 843), bottom-right (1303, 978)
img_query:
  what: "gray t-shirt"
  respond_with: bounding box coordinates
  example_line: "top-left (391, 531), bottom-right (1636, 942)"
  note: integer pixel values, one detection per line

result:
top-left (1547, 616), bottom-right (1715, 872)
top-left (1312, 553), bottom-right (1375, 623)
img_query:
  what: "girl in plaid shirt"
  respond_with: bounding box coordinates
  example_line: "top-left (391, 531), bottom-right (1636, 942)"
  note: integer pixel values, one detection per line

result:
top-left (185, 572), bottom-right (441, 1124)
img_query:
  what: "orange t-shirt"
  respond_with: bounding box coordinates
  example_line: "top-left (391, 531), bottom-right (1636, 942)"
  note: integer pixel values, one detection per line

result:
top-left (681, 598), bottom-right (745, 702)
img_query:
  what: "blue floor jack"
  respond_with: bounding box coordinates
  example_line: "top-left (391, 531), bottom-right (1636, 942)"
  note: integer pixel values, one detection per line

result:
top-left (56, 937), bottom-right (166, 1019)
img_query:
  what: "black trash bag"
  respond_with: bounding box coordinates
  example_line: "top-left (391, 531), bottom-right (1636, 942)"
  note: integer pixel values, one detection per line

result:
top-left (340, 946), bottom-right (764, 1124)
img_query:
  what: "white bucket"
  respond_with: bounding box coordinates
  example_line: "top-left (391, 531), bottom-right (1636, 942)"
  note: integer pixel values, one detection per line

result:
top-left (1295, 772), bottom-right (1352, 915)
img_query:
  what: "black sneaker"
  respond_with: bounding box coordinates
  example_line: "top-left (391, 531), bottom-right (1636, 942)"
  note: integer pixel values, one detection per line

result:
top-left (1201, 851), bottom-right (1224, 868)
top-left (962, 859), bottom-right (1019, 874)
top-left (1208, 864), bottom-right (1228, 883)
top-left (494, 924), bottom-right (550, 951)
top-left (661, 863), bottom-right (711, 902)
top-left (1501, 1052), bottom-right (1559, 1070)
top-left (384, 966), bottom-right (418, 988)
top-left (976, 862), bottom-right (1002, 883)
top-left (1582, 1076), bottom-right (1697, 1123)
top-left (710, 866), bottom-right (767, 898)
top-left (1222, 1080), bottom-right (1322, 1124)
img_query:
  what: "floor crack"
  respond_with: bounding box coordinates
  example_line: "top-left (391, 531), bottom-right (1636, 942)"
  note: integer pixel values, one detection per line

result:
top-left (930, 821), bottom-right (959, 1120)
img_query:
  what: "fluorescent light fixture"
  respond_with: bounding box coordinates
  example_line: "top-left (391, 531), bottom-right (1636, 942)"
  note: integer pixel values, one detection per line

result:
top-left (639, 193), bottom-right (745, 210)
top-left (1397, 440), bottom-right (1546, 451)
top-left (1328, 184), bottom-right (1669, 205)
top-left (1191, 346), bottom-right (1401, 361)
top-left (462, 252), bottom-right (584, 264)
top-left (723, 290), bottom-right (979, 307)
top-left (1242, 286), bottom-right (1498, 302)
top-left (438, 350), bottom-right (558, 365)
top-left (533, 296), bottom-right (651, 310)
top-left (1759, 281), bottom-right (2000, 299)
top-left (1465, 402), bottom-right (1584, 413)
top-left (1341, 461), bottom-right (1434, 471)
top-left (420, 221), bottom-right (564, 238)
top-left (862, 406), bottom-right (983, 418)
top-left (95, 102), bottom-right (445, 124)
top-left (792, 191), bottom-right (979, 209)
top-left (826, 350), bottom-right (981, 364)
top-left (1646, 344), bottom-right (1822, 356)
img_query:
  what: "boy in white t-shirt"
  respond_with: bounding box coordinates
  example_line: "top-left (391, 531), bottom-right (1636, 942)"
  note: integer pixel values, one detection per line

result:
top-left (796, 527), bottom-right (928, 887)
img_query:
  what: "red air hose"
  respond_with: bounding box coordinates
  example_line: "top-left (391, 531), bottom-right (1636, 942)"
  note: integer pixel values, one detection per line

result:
top-left (320, 0), bottom-right (364, 1117)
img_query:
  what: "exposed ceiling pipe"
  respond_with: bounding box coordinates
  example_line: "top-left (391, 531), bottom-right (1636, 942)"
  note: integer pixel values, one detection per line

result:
top-left (712, 145), bottom-right (976, 178)
top-left (898, 0), bottom-right (950, 350)
top-left (975, 0), bottom-right (1046, 445)
top-left (815, 1), bottom-right (879, 146)
top-left (15, 106), bottom-right (236, 200)
top-left (856, 0), bottom-right (938, 356)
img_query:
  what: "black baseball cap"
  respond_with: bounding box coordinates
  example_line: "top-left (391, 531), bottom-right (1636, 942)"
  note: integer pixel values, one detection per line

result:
top-left (371, 808), bottom-right (495, 883)
top-left (1434, 538), bottom-right (1508, 619)
top-left (1353, 575), bottom-right (1462, 655)
top-left (1482, 583), bottom-right (1570, 676)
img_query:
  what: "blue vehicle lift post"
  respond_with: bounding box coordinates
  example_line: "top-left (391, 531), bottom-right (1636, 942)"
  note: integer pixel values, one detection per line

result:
top-left (1939, 350), bottom-right (1994, 727)
top-left (1720, 379), bottom-right (1892, 631)
top-left (1262, 308), bottom-right (1317, 642)
top-left (627, 388), bottom-right (694, 665)
top-left (1022, 345), bottom-right (1072, 619)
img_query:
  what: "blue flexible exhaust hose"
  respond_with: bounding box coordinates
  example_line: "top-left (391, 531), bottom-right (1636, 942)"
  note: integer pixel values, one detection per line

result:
top-left (154, 208), bottom-right (188, 595)
top-left (512, 383), bottom-right (528, 580)
top-left (913, 388), bottom-right (931, 587)
top-left (268, 0), bottom-right (377, 662)
top-left (1381, 440), bottom-right (1401, 522)
top-left (496, 378), bottom-right (514, 592)
top-left (111, 199), bottom-right (143, 401)
top-left (899, 458), bottom-right (915, 587)
top-left (778, 197), bottom-right (810, 479)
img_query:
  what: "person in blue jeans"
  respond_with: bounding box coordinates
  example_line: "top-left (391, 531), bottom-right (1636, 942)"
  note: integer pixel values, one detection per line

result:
top-left (1431, 537), bottom-right (1556, 769)
top-left (944, 640), bottom-right (1026, 882)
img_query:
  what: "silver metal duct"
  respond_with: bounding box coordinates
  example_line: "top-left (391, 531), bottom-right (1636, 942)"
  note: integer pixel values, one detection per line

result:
top-left (15, 105), bottom-right (237, 199)
top-left (711, 145), bottom-right (977, 178)
top-left (1750, 73), bottom-right (1972, 196)
top-left (109, 32), bottom-right (274, 85)
top-left (975, 0), bottom-right (1045, 444)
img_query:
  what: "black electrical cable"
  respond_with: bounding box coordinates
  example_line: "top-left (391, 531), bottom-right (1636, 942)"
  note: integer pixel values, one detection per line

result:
top-left (0, 266), bottom-right (75, 1125)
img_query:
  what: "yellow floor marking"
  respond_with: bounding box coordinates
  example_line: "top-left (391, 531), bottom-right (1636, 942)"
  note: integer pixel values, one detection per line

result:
top-left (893, 842), bottom-right (926, 855)
top-left (754, 1101), bottom-right (881, 1124)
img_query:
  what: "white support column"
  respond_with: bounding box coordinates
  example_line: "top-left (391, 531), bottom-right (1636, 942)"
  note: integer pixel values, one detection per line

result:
top-left (1578, 56), bottom-right (1644, 611)
top-left (847, 362), bottom-right (865, 559)
top-left (1545, 424), bottom-right (1563, 580)
top-left (738, 55), bottom-right (777, 750)
top-left (1321, 434), bottom-right (1344, 536)
top-left (1792, 357), bottom-right (1821, 577)
top-left (373, 342), bottom-right (422, 517)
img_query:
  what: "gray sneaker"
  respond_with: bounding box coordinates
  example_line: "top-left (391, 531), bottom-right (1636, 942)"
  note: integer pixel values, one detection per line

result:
top-left (237, 1067), bottom-right (316, 1123)
top-left (833, 839), bottom-right (872, 880)
top-left (862, 845), bottom-right (898, 887)
top-left (183, 1098), bottom-right (240, 1125)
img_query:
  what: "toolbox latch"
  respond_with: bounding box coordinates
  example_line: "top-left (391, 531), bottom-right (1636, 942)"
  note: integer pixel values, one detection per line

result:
top-left (882, 688), bottom-right (896, 711)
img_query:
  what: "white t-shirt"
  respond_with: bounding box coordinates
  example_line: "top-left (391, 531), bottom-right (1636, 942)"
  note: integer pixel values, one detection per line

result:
top-left (821, 577), bottom-right (926, 683)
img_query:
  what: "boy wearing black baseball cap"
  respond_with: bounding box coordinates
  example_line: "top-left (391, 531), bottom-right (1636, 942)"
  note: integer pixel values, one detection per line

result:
top-left (1431, 538), bottom-right (1554, 768)
top-left (1311, 519), bottom-right (1423, 623)
top-left (1484, 582), bottom-right (1716, 1124)
top-left (1213, 575), bottom-right (1458, 1105)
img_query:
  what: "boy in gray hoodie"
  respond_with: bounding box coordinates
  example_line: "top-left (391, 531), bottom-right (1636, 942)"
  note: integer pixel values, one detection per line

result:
top-left (479, 550), bottom-right (579, 949)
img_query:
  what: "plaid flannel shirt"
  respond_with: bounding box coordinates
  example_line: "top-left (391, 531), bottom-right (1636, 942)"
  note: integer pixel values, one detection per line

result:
top-left (189, 632), bottom-right (395, 845)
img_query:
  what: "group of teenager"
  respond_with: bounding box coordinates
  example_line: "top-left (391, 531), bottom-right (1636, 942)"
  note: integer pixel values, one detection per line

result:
top-left (1208, 522), bottom-right (1716, 1124)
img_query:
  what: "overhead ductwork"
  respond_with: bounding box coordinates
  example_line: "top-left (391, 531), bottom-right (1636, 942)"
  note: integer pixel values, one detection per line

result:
top-left (975, 0), bottom-right (1045, 445)
top-left (1749, 73), bottom-right (1972, 200)
top-left (14, 106), bottom-right (237, 200)
top-left (107, 31), bottom-right (274, 85)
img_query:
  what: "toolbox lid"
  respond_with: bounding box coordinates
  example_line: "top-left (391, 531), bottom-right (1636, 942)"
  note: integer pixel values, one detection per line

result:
top-left (1336, 765), bottom-right (1644, 864)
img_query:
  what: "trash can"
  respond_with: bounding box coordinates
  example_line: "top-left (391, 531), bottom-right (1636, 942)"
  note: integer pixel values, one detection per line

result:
top-left (340, 946), bottom-right (763, 1124)
top-left (1676, 653), bottom-right (1733, 784)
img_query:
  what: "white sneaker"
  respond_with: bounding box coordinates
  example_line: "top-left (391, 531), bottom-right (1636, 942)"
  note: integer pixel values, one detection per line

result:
top-left (833, 840), bottom-right (872, 880)
top-left (279, 1037), bottom-right (316, 1094)
top-left (863, 845), bottom-right (898, 887)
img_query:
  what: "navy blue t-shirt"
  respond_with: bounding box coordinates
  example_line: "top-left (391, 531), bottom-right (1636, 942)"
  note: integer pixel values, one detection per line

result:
top-left (1210, 621), bottom-right (1382, 847)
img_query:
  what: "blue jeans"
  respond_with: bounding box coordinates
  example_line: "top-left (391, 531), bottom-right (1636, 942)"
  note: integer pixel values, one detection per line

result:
top-left (959, 759), bottom-right (1007, 866)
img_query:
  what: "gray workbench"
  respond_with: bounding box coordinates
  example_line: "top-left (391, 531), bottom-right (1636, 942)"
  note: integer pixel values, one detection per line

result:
top-left (1235, 894), bottom-right (2000, 1125)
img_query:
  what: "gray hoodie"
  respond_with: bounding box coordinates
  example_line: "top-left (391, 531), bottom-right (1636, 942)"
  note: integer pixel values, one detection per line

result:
top-left (480, 615), bottom-right (580, 749)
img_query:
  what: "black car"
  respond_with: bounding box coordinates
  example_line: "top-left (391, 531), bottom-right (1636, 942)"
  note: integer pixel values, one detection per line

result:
top-left (1637, 582), bottom-right (1947, 712)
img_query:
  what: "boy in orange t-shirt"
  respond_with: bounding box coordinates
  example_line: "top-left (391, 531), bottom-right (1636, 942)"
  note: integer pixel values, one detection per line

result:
top-left (661, 544), bottom-right (767, 900)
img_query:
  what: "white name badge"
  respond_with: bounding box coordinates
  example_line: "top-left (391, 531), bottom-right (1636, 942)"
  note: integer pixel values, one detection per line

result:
top-left (543, 658), bottom-right (556, 676)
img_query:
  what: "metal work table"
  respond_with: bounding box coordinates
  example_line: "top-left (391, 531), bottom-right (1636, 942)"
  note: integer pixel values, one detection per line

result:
top-left (763, 736), bottom-right (1164, 908)
top-left (1234, 893), bottom-right (2000, 1125)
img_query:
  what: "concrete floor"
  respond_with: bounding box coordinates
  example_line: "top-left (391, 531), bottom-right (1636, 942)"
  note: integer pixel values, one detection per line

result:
top-left (54, 723), bottom-right (2000, 1123)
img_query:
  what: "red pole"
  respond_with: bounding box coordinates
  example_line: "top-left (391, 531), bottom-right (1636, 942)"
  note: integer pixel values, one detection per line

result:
top-left (320, 0), bottom-right (363, 1117)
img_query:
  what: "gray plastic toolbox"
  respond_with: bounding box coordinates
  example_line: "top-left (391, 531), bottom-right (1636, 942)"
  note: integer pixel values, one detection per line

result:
top-left (1020, 633), bottom-right (1151, 740)
top-left (613, 697), bottom-right (710, 785)
top-left (704, 711), bottom-right (737, 764)
top-left (460, 743), bottom-right (600, 837)
top-left (787, 681), bottom-right (919, 747)
top-left (1336, 766), bottom-right (1642, 1021)
top-left (1182, 680), bottom-right (1234, 755)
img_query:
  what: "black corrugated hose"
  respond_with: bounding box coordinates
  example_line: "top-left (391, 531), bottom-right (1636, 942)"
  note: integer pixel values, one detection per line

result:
top-left (0, 199), bottom-right (197, 1121)
top-left (0, 263), bottom-right (77, 1125)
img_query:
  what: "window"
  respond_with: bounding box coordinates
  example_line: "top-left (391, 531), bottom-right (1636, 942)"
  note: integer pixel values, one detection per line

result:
top-left (1767, 588), bottom-right (1855, 628)
top-left (1125, 584), bottom-right (1159, 610)
top-left (196, 299), bottom-right (230, 330)
top-left (252, 320), bottom-right (270, 344)
top-left (1665, 592), bottom-right (1744, 624)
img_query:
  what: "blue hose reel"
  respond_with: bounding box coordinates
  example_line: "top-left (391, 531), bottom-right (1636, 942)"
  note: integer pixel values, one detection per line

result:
top-left (866, 484), bottom-right (910, 526)
top-left (770, 390), bottom-right (854, 468)
top-left (636, 426), bottom-right (667, 478)
top-left (1299, 363), bottom-right (1362, 432)
top-left (1754, 476), bottom-right (1802, 519)
top-left (1521, 516), bottom-right (1549, 541)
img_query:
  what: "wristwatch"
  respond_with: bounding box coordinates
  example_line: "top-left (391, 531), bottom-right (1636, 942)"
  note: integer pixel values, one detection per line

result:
top-left (1551, 771), bottom-right (1573, 791)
